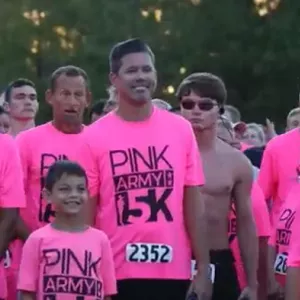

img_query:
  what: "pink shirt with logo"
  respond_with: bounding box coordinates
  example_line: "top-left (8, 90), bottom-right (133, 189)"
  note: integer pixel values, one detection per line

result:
top-left (17, 225), bottom-right (116, 299)
top-left (80, 107), bottom-right (204, 280)
top-left (16, 122), bottom-right (86, 231)
top-left (268, 184), bottom-right (300, 286)
top-left (286, 186), bottom-right (300, 269)
top-left (229, 181), bottom-right (271, 288)
top-left (0, 134), bottom-right (26, 299)
top-left (258, 129), bottom-right (300, 223)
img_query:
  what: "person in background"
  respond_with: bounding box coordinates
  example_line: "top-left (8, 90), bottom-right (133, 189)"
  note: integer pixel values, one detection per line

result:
top-left (178, 73), bottom-right (258, 300)
top-left (284, 187), bottom-right (300, 300)
top-left (80, 38), bottom-right (210, 300)
top-left (286, 107), bottom-right (300, 132)
top-left (103, 85), bottom-right (118, 114)
top-left (152, 99), bottom-right (172, 110)
top-left (89, 101), bottom-right (105, 123)
top-left (12, 65), bottom-right (91, 300)
top-left (242, 123), bottom-right (266, 147)
top-left (0, 106), bottom-right (10, 134)
top-left (224, 104), bottom-right (241, 124)
top-left (3, 79), bottom-right (38, 137)
top-left (0, 134), bottom-right (26, 300)
top-left (17, 160), bottom-right (117, 300)
top-left (217, 116), bottom-right (270, 300)
top-left (0, 91), bottom-right (5, 106)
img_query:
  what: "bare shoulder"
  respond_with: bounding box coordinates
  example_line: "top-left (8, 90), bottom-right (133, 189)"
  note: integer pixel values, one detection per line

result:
top-left (217, 139), bottom-right (252, 180)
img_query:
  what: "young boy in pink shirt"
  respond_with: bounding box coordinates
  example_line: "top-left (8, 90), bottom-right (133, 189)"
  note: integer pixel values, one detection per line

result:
top-left (17, 160), bottom-right (117, 300)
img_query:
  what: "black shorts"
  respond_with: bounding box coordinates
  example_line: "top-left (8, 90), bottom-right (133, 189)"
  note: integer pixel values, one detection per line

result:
top-left (210, 249), bottom-right (241, 300)
top-left (112, 279), bottom-right (190, 300)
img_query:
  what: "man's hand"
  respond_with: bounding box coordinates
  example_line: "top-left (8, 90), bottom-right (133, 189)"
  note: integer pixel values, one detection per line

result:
top-left (187, 272), bottom-right (212, 300)
top-left (238, 287), bottom-right (257, 300)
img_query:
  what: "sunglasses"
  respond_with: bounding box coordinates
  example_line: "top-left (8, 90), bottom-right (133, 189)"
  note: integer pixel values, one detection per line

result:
top-left (181, 99), bottom-right (218, 111)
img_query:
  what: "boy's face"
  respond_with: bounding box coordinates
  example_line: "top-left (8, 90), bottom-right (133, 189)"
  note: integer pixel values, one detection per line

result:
top-left (46, 174), bottom-right (88, 215)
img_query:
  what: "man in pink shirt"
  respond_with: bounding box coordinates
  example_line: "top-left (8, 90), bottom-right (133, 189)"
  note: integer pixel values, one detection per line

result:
top-left (284, 190), bottom-right (300, 300)
top-left (3, 78), bottom-right (38, 137)
top-left (80, 38), bottom-right (210, 300)
top-left (258, 125), bottom-right (300, 224)
top-left (8, 66), bottom-right (90, 298)
top-left (178, 73), bottom-right (258, 300)
top-left (0, 134), bottom-right (26, 299)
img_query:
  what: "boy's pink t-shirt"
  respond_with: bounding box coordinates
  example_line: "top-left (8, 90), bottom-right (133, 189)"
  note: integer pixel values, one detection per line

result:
top-left (17, 225), bottom-right (116, 299)
top-left (268, 184), bottom-right (300, 286)
top-left (80, 107), bottom-right (205, 280)
top-left (258, 129), bottom-right (300, 222)
top-left (229, 181), bottom-right (271, 289)
top-left (16, 122), bottom-right (86, 231)
top-left (0, 134), bottom-right (26, 299)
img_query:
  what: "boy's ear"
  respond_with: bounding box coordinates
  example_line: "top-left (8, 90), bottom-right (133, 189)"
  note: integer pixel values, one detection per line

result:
top-left (42, 188), bottom-right (51, 203)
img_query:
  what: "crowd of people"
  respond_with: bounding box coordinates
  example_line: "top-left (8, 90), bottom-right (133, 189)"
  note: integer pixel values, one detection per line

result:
top-left (1, 37), bottom-right (300, 300)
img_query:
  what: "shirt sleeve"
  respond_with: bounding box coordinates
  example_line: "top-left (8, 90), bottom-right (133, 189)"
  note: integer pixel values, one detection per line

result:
top-left (251, 182), bottom-right (271, 237)
top-left (78, 132), bottom-right (100, 198)
top-left (99, 233), bottom-right (117, 296)
top-left (0, 134), bottom-right (25, 208)
top-left (258, 142), bottom-right (277, 201)
top-left (184, 122), bottom-right (205, 186)
top-left (17, 234), bottom-right (40, 291)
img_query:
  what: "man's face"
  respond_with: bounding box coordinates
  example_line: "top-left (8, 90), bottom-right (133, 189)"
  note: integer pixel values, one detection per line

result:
top-left (286, 114), bottom-right (300, 131)
top-left (111, 52), bottom-right (157, 105)
top-left (180, 91), bottom-right (219, 130)
top-left (46, 75), bottom-right (90, 125)
top-left (7, 85), bottom-right (38, 120)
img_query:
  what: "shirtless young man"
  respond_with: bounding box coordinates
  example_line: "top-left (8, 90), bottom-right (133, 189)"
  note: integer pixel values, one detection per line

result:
top-left (177, 73), bottom-right (258, 300)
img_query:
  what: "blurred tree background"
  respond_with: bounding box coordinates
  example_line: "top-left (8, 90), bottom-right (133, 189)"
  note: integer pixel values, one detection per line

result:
top-left (0, 0), bottom-right (298, 128)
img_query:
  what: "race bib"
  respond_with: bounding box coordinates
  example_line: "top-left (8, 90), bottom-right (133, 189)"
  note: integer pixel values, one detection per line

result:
top-left (3, 250), bottom-right (11, 269)
top-left (126, 243), bottom-right (172, 263)
top-left (191, 260), bottom-right (215, 283)
top-left (274, 253), bottom-right (287, 275)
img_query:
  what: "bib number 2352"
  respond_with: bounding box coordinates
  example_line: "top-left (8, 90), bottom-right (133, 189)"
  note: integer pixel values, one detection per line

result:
top-left (126, 243), bottom-right (173, 263)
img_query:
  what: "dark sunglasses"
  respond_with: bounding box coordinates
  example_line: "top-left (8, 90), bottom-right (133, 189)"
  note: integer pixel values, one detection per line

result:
top-left (181, 99), bottom-right (218, 111)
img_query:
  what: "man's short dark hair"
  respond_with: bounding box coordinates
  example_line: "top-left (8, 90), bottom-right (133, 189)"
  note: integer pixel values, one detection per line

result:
top-left (5, 78), bottom-right (36, 103)
top-left (89, 101), bottom-right (105, 119)
top-left (50, 65), bottom-right (90, 91)
top-left (109, 38), bottom-right (155, 74)
top-left (176, 73), bottom-right (227, 105)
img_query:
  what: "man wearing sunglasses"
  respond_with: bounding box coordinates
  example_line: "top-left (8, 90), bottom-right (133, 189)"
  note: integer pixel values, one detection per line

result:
top-left (177, 73), bottom-right (258, 300)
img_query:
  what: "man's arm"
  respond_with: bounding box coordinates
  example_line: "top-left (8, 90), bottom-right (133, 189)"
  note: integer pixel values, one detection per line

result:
top-left (0, 208), bottom-right (18, 257)
top-left (184, 186), bottom-right (209, 275)
top-left (233, 155), bottom-right (258, 289)
top-left (18, 291), bottom-right (36, 300)
top-left (286, 267), bottom-right (300, 300)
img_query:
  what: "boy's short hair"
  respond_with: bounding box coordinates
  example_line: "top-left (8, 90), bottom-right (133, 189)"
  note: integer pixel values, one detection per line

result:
top-left (176, 73), bottom-right (227, 106)
top-left (45, 160), bottom-right (87, 191)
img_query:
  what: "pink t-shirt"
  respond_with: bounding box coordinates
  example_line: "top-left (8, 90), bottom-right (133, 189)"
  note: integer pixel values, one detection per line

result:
top-left (268, 184), bottom-right (300, 286)
top-left (258, 129), bottom-right (300, 223)
top-left (229, 181), bottom-right (271, 289)
top-left (80, 107), bottom-right (205, 280)
top-left (16, 122), bottom-right (86, 231)
top-left (0, 134), bottom-right (26, 299)
top-left (17, 224), bottom-right (116, 299)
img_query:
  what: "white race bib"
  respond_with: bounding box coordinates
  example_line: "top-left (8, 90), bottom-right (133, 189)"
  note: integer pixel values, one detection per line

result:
top-left (3, 250), bottom-right (11, 269)
top-left (126, 243), bottom-right (172, 263)
top-left (191, 260), bottom-right (215, 283)
top-left (274, 253), bottom-right (288, 275)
